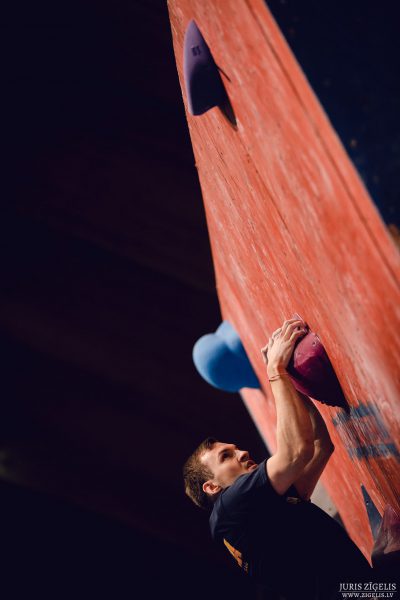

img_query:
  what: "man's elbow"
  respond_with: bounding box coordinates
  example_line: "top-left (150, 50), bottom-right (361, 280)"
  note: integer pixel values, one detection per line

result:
top-left (315, 440), bottom-right (335, 455)
top-left (327, 442), bottom-right (335, 454)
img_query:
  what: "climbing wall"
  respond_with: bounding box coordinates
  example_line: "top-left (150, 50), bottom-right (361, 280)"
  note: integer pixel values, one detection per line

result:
top-left (167, 0), bottom-right (400, 561)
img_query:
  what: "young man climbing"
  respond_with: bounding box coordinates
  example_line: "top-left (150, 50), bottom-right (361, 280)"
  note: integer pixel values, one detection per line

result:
top-left (183, 318), bottom-right (372, 600)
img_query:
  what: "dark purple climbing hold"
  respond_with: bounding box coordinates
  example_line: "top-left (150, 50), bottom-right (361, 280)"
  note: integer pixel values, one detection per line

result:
top-left (371, 504), bottom-right (400, 573)
top-left (361, 484), bottom-right (383, 541)
top-left (183, 19), bottom-right (226, 116)
top-left (286, 325), bottom-right (347, 408)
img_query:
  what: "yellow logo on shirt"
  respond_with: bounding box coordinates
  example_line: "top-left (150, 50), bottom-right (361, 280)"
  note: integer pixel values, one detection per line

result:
top-left (223, 538), bottom-right (249, 573)
top-left (286, 496), bottom-right (302, 504)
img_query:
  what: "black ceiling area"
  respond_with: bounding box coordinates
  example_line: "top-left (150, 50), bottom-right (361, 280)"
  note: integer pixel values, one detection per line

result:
top-left (1, 1), bottom-right (266, 597)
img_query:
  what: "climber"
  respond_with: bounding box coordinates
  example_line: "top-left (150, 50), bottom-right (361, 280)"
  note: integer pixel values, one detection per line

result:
top-left (183, 318), bottom-right (372, 599)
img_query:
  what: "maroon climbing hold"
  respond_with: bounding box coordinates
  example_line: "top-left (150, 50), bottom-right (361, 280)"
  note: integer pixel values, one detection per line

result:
top-left (286, 320), bottom-right (348, 408)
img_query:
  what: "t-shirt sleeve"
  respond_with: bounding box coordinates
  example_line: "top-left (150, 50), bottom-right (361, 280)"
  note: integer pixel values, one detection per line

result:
top-left (221, 458), bottom-right (303, 515)
top-left (220, 458), bottom-right (281, 514)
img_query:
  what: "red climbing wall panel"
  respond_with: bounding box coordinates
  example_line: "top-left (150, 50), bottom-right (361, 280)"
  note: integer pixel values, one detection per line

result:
top-left (168, 0), bottom-right (400, 561)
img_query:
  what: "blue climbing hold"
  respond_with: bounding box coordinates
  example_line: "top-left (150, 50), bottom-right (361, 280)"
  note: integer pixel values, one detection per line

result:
top-left (192, 321), bottom-right (260, 392)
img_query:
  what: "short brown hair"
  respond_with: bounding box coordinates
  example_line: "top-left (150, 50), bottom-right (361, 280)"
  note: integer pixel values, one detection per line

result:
top-left (183, 437), bottom-right (218, 510)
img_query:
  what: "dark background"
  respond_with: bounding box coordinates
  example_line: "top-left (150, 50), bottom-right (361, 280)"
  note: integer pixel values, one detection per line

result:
top-left (1, 1), bottom-right (398, 597)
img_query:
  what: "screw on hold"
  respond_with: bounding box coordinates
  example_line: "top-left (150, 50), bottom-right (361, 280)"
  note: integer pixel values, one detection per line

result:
top-left (191, 45), bottom-right (201, 57)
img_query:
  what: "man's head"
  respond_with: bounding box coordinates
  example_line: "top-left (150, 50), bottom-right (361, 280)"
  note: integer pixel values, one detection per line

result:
top-left (183, 438), bottom-right (258, 510)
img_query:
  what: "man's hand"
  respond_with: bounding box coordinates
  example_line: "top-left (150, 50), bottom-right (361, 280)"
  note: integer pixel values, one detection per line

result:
top-left (261, 319), bottom-right (316, 495)
top-left (261, 318), bottom-right (307, 376)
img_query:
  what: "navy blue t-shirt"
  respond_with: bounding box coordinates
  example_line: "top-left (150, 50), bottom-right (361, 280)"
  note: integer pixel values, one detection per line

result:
top-left (209, 459), bottom-right (371, 599)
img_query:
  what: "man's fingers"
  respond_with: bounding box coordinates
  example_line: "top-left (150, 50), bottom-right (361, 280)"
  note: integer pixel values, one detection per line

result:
top-left (262, 317), bottom-right (305, 356)
top-left (288, 328), bottom-right (307, 343)
top-left (260, 339), bottom-right (272, 364)
top-left (270, 319), bottom-right (302, 342)
top-left (271, 327), bottom-right (282, 338)
top-left (283, 320), bottom-right (305, 338)
top-left (281, 318), bottom-right (303, 336)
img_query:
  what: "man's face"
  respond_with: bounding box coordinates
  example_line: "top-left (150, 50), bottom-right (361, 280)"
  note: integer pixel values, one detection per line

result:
top-left (201, 441), bottom-right (258, 497)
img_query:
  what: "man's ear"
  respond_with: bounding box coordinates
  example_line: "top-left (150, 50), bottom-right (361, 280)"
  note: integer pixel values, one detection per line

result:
top-left (203, 480), bottom-right (221, 496)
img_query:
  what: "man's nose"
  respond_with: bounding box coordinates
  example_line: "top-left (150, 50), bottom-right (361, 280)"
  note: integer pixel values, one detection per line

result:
top-left (238, 449), bottom-right (249, 462)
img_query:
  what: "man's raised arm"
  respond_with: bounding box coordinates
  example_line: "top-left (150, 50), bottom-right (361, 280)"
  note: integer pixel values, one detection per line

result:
top-left (260, 319), bottom-right (317, 495)
top-left (289, 392), bottom-right (335, 500)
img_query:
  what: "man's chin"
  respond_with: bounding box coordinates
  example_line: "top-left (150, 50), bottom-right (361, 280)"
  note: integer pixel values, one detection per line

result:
top-left (247, 462), bottom-right (258, 470)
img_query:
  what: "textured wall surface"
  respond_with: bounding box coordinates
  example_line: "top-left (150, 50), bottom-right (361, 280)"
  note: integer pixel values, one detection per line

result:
top-left (168, 0), bottom-right (400, 561)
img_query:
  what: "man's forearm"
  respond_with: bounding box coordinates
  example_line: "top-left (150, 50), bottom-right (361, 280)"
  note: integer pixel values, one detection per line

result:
top-left (269, 370), bottom-right (314, 459)
top-left (297, 392), bottom-right (334, 450)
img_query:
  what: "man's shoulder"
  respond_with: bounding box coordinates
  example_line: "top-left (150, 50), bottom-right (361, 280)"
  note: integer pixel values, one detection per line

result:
top-left (225, 458), bottom-right (270, 499)
top-left (216, 459), bottom-right (303, 514)
top-left (211, 459), bottom-right (273, 521)
top-left (234, 458), bottom-right (268, 486)
top-left (209, 462), bottom-right (265, 536)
